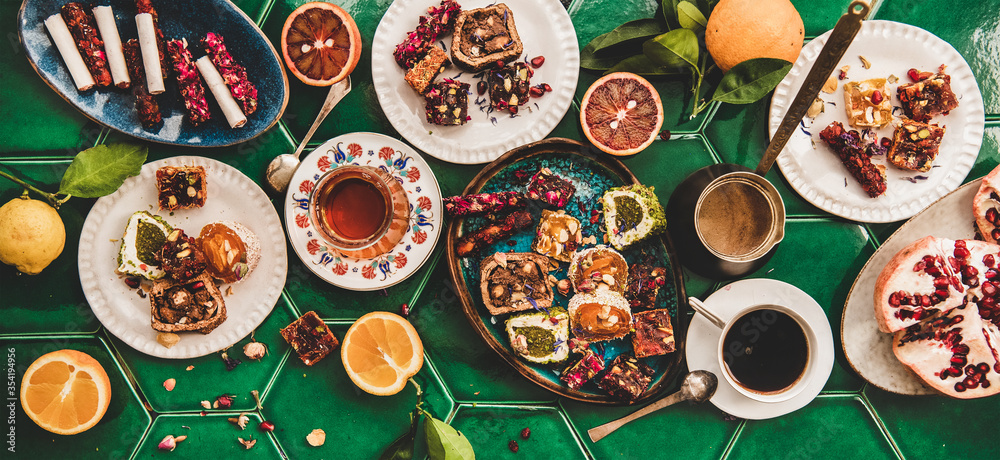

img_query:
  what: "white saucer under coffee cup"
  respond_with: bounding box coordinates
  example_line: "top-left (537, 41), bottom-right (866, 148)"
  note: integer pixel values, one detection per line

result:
top-left (688, 297), bottom-right (816, 403)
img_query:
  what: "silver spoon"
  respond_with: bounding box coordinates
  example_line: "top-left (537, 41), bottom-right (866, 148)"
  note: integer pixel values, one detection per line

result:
top-left (265, 76), bottom-right (352, 194)
top-left (587, 370), bottom-right (719, 443)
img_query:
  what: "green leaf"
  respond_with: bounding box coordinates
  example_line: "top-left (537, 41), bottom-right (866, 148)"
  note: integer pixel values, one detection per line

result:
top-left (583, 19), bottom-right (668, 57)
top-left (697, 0), bottom-right (719, 17)
top-left (607, 54), bottom-right (690, 76)
top-left (662, 0), bottom-right (681, 27)
top-left (643, 29), bottom-right (699, 69)
top-left (710, 58), bottom-right (793, 104)
top-left (380, 413), bottom-right (419, 460)
top-left (58, 143), bottom-right (147, 198)
top-left (677, 1), bottom-right (707, 32)
top-left (581, 43), bottom-right (628, 71)
top-left (425, 416), bottom-right (475, 460)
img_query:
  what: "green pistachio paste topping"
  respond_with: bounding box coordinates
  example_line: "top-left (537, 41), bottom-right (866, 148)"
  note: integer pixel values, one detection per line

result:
top-left (614, 196), bottom-right (643, 231)
top-left (135, 221), bottom-right (166, 265)
top-left (514, 326), bottom-right (557, 358)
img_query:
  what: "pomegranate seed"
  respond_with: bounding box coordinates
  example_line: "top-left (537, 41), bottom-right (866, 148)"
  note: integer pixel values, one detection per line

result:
top-left (926, 265), bottom-right (941, 276)
top-left (542, 84), bottom-right (552, 92)
top-left (870, 90), bottom-right (883, 104)
top-left (496, 60), bottom-right (505, 69)
top-left (477, 81), bottom-right (487, 95)
top-left (933, 277), bottom-right (949, 287)
top-left (987, 269), bottom-right (1000, 280)
top-left (955, 248), bottom-right (971, 259)
top-left (520, 427), bottom-right (531, 439)
top-left (935, 289), bottom-right (949, 299)
top-left (949, 257), bottom-right (961, 271)
top-left (907, 68), bottom-right (921, 81)
top-left (954, 344), bottom-right (970, 354)
top-left (191, 281), bottom-right (205, 290)
top-left (983, 379), bottom-right (992, 388)
top-left (966, 364), bottom-right (978, 376)
top-left (549, 317), bottom-right (559, 325)
top-left (991, 228), bottom-right (1000, 240)
top-left (963, 376), bottom-right (978, 389)
top-left (530, 56), bottom-right (545, 68)
top-left (659, 130), bottom-right (671, 141)
top-left (989, 208), bottom-right (1000, 224)
top-left (978, 363), bottom-right (990, 374)
top-left (951, 356), bottom-right (967, 366)
top-left (124, 277), bottom-right (140, 289)
top-left (838, 69), bottom-right (847, 80)
top-left (888, 292), bottom-right (901, 306)
top-left (985, 296), bottom-right (997, 308)
top-left (963, 265), bottom-right (979, 277)
top-left (920, 295), bottom-right (931, 307)
top-left (955, 240), bottom-right (967, 249)
top-left (259, 421), bottom-right (275, 432)
top-left (984, 282), bottom-right (997, 296)
top-left (508, 440), bottom-right (519, 453)
top-left (529, 86), bottom-right (544, 97)
top-left (509, 105), bottom-right (519, 115)
top-left (880, 137), bottom-right (892, 149)
top-left (954, 382), bottom-right (966, 392)
top-left (400, 303), bottom-right (410, 317)
top-left (986, 254), bottom-right (997, 267)
top-left (913, 261), bottom-right (926, 272)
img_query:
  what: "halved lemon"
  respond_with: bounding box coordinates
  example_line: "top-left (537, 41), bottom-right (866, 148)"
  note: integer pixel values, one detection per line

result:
top-left (280, 2), bottom-right (362, 86)
top-left (20, 349), bottom-right (112, 435)
top-left (341, 312), bottom-right (424, 396)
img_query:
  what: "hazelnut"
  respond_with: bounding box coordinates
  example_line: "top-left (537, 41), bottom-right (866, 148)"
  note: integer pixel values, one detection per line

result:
top-left (157, 332), bottom-right (180, 349)
top-left (187, 186), bottom-right (197, 197)
top-left (243, 342), bottom-right (267, 360)
top-left (307, 429), bottom-right (326, 447)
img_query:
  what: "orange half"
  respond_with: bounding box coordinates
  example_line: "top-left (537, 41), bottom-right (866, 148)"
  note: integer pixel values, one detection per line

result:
top-left (20, 350), bottom-right (112, 435)
top-left (341, 312), bottom-right (424, 396)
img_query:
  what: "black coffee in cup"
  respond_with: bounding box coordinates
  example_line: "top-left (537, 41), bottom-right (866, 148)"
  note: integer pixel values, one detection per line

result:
top-left (722, 308), bottom-right (808, 393)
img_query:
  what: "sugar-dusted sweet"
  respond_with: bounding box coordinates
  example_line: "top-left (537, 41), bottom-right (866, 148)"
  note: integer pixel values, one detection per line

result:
top-left (526, 167), bottom-right (575, 208)
top-left (424, 79), bottom-right (470, 125)
top-left (602, 184), bottom-right (666, 250)
top-left (631, 309), bottom-right (675, 358)
top-left (887, 118), bottom-right (946, 172)
top-left (598, 354), bottom-right (654, 402)
top-left (280, 311), bottom-right (340, 366)
top-left (505, 308), bottom-right (569, 364)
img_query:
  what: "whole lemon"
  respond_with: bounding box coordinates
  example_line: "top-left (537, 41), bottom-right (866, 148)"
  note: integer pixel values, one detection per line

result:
top-left (705, 0), bottom-right (804, 72)
top-left (0, 196), bottom-right (66, 274)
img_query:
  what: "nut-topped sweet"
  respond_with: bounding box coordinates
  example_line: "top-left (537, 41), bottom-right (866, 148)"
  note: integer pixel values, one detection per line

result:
top-left (197, 221), bottom-right (260, 284)
top-left (887, 118), bottom-right (945, 172)
top-left (480, 252), bottom-right (553, 316)
top-left (843, 78), bottom-right (891, 128)
top-left (156, 228), bottom-right (207, 282)
top-left (531, 210), bottom-right (581, 262)
top-left (569, 246), bottom-right (628, 295)
top-left (150, 273), bottom-right (226, 334)
top-left (156, 165), bottom-right (206, 211)
top-left (897, 66), bottom-right (959, 122)
top-left (450, 3), bottom-right (523, 71)
top-left (568, 290), bottom-right (632, 341)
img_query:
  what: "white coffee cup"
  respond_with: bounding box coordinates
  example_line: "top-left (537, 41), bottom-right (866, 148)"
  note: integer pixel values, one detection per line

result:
top-left (689, 297), bottom-right (815, 403)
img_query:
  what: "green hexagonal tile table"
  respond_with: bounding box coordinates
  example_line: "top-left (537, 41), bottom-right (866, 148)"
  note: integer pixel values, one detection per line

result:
top-left (3, 0), bottom-right (1000, 459)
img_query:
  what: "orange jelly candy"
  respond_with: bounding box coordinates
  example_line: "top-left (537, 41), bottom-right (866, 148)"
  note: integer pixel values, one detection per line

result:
top-left (198, 223), bottom-right (248, 283)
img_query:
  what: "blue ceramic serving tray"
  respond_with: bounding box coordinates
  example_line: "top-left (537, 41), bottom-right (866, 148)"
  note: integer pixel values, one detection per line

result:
top-left (446, 138), bottom-right (689, 405)
top-left (17, 0), bottom-right (289, 147)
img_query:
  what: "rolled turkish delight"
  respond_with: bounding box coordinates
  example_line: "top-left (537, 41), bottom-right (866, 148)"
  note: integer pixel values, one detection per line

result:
top-left (455, 210), bottom-right (533, 257)
top-left (44, 13), bottom-right (95, 90)
top-left (443, 191), bottom-right (527, 217)
top-left (93, 6), bottom-right (129, 88)
top-left (166, 39), bottom-right (211, 125)
top-left (195, 56), bottom-right (246, 128)
top-left (60, 3), bottom-right (112, 88)
top-left (123, 39), bottom-right (162, 128)
top-left (202, 32), bottom-right (257, 116)
top-left (135, 0), bottom-right (168, 77)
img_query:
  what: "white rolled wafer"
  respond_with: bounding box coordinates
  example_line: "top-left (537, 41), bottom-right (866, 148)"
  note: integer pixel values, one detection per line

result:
top-left (43, 13), bottom-right (95, 91)
top-left (135, 13), bottom-right (164, 94)
top-left (93, 6), bottom-right (129, 88)
top-left (195, 56), bottom-right (247, 128)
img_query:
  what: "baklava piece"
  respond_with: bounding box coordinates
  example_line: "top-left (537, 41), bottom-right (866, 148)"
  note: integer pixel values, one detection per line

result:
top-left (480, 252), bottom-right (553, 316)
top-left (404, 45), bottom-right (449, 94)
top-left (488, 62), bottom-right (531, 112)
top-left (156, 165), bottom-right (207, 210)
top-left (632, 309), bottom-right (676, 358)
top-left (843, 78), bottom-right (892, 128)
top-left (526, 167), bottom-right (575, 208)
top-left (280, 311), bottom-right (340, 366)
top-left (150, 273), bottom-right (226, 334)
top-left (897, 66), bottom-right (959, 122)
top-left (450, 3), bottom-right (523, 71)
top-left (424, 79), bottom-right (470, 125)
top-left (598, 354), bottom-right (654, 403)
top-left (887, 118), bottom-right (946, 172)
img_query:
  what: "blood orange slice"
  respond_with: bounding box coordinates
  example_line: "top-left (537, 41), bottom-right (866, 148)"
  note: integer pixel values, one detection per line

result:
top-left (580, 72), bottom-right (664, 156)
top-left (281, 2), bottom-right (362, 86)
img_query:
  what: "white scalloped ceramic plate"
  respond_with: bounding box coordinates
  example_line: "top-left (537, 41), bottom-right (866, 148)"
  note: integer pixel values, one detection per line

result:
top-left (770, 20), bottom-right (984, 223)
top-left (79, 156), bottom-right (287, 359)
top-left (841, 179), bottom-right (981, 395)
top-left (283, 132), bottom-right (442, 291)
top-left (371, 0), bottom-right (579, 164)
top-left (686, 279), bottom-right (834, 420)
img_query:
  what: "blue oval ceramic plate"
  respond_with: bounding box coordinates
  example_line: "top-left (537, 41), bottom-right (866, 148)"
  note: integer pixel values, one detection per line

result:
top-left (446, 138), bottom-right (689, 405)
top-left (17, 0), bottom-right (289, 147)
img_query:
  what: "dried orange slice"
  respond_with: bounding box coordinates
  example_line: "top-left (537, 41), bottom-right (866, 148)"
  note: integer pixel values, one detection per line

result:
top-left (281, 2), bottom-right (362, 86)
top-left (341, 312), bottom-right (423, 396)
top-left (20, 349), bottom-right (112, 435)
top-left (580, 72), bottom-right (664, 156)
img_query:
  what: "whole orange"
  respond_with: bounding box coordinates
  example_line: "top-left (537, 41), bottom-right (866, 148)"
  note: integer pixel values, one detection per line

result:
top-left (705, 0), bottom-right (804, 72)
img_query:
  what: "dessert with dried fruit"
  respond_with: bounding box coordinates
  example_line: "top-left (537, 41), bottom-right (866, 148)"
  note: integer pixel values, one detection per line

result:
top-left (156, 165), bottom-right (207, 210)
top-left (531, 209), bottom-right (581, 262)
top-left (488, 62), bottom-right (531, 112)
top-left (568, 290), bottom-right (632, 341)
top-left (117, 211), bottom-right (172, 280)
top-left (450, 3), bottom-right (523, 71)
top-left (480, 252), bottom-right (553, 316)
top-left (602, 184), bottom-right (666, 250)
top-left (819, 121), bottom-right (887, 198)
top-left (166, 38), bottom-right (211, 125)
top-left (631, 309), bottom-right (675, 358)
top-left (393, 0), bottom-right (462, 70)
top-left (280, 311), bottom-right (340, 366)
top-left (897, 66), bottom-right (959, 122)
top-left (569, 246), bottom-right (628, 295)
top-left (560, 347), bottom-right (605, 390)
top-left (625, 264), bottom-right (667, 309)
top-left (60, 2), bottom-right (112, 88)
top-left (505, 308), bottom-right (569, 364)
top-left (123, 39), bottom-right (162, 128)
top-left (843, 78), bottom-right (891, 128)
top-left (202, 32), bottom-right (257, 116)
top-left (455, 210), bottom-right (533, 257)
top-left (197, 221), bottom-right (260, 284)
top-left (424, 79), bottom-right (470, 125)
top-left (150, 273), bottom-right (226, 334)
top-left (404, 45), bottom-right (449, 94)
top-left (156, 229), bottom-right (207, 282)
top-left (973, 164), bottom-right (1000, 244)
top-left (443, 191), bottom-right (527, 217)
top-left (526, 167), bottom-right (575, 208)
top-left (887, 118), bottom-right (945, 172)
top-left (598, 354), bottom-right (654, 403)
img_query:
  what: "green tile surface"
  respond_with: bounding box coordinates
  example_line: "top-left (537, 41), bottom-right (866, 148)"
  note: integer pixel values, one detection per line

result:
top-left (3, 0), bottom-right (1000, 458)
